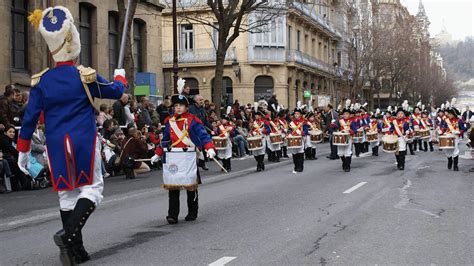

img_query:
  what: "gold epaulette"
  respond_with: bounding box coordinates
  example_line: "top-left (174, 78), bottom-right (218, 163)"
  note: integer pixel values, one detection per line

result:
top-left (31, 68), bottom-right (50, 87)
top-left (77, 65), bottom-right (97, 84)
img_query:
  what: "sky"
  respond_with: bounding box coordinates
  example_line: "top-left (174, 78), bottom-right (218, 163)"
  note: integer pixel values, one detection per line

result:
top-left (400, 0), bottom-right (474, 41)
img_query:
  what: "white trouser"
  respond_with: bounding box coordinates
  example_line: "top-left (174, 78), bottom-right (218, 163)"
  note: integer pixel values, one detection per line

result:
top-left (252, 137), bottom-right (266, 156)
top-left (58, 138), bottom-right (104, 211)
top-left (443, 138), bottom-right (460, 157)
top-left (337, 138), bottom-right (353, 157)
top-left (369, 139), bottom-right (380, 148)
top-left (398, 136), bottom-right (407, 151)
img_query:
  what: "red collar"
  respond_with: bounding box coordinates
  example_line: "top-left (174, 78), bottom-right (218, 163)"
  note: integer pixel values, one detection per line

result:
top-left (55, 61), bottom-right (75, 67)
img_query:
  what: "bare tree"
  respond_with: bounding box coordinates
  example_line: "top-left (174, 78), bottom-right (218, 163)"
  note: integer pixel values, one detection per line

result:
top-left (164, 0), bottom-right (286, 115)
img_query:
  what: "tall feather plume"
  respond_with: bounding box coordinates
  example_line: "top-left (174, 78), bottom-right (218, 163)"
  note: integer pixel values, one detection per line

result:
top-left (445, 100), bottom-right (450, 108)
top-left (354, 103), bottom-right (360, 111)
top-left (345, 99), bottom-right (351, 109)
top-left (363, 102), bottom-right (368, 107)
top-left (376, 108), bottom-right (381, 114)
top-left (177, 78), bottom-right (186, 94)
top-left (277, 105), bottom-right (281, 112)
top-left (441, 103), bottom-right (445, 110)
top-left (417, 101), bottom-right (422, 107)
top-left (337, 104), bottom-right (342, 111)
top-left (451, 97), bottom-right (457, 107)
top-left (422, 104), bottom-right (425, 111)
top-left (253, 102), bottom-right (258, 112)
top-left (28, 9), bottom-right (43, 30)
top-left (226, 106), bottom-right (232, 115)
top-left (387, 106), bottom-right (392, 112)
top-left (272, 104), bottom-right (276, 112)
top-left (402, 100), bottom-right (409, 111)
top-left (350, 104), bottom-right (354, 111)
top-left (297, 101), bottom-right (302, 109)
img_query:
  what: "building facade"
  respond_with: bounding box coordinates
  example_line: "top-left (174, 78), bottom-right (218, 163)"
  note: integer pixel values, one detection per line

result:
top-left (161, 0), bottom-right (351, 108)
top-left (0, 0), bottom-right (164, 98)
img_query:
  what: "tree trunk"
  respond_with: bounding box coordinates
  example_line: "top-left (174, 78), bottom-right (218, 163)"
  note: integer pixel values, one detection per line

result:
top-left (213, 48), bottom-right (227, 118)
top-left (117, 0), bottom-right (138, 96)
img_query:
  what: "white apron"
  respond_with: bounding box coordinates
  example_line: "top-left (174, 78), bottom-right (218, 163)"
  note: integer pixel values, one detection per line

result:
top-left (163, 149), bottom-right (198, 190)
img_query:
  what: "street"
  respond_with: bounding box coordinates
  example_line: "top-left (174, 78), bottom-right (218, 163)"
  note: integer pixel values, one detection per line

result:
top-left (1, 145), bottom-right (473, 265)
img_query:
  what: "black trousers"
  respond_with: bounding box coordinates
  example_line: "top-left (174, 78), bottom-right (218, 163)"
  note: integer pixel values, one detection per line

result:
top-left (329, 135), bottom-right (338, 158)
top-left (292, 153), bottom-right (304, 172)
top-left (168, 189), bottom-right (198, 219)
top-left (395, 151), bottom-right (406, 168)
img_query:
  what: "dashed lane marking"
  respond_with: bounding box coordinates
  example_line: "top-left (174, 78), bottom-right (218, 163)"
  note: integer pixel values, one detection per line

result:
top-left (343, 182), bottom-right (368, 194)
top-left (208, 256), bottom-right (237, 266)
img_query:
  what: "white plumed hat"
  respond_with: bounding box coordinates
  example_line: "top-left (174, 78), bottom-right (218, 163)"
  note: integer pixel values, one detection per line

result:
top-left (28, 6), bottom-right (81, 63)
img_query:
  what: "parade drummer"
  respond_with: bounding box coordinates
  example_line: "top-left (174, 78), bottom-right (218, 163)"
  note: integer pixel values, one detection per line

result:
top-left (249, 107), bottom-right (270, 172)
top-left (267, 112), bottom-right (282, 163)
top-left (439, 105), bottom-right (465, 171)
top-left (360, 104), bottom-right (371, 153)
top-left (412, 104), bottom-right (424, 152)
top-left (154, 83), bottom-right (217, 224)
top-left (335, 107), bottom-right (357, 172)
top-left (304, 111), bottom-right (319, 160)
top-left (390, 107), bottom-right (411, 170)
top-left (353, 106), bottom-right (366, 157)
top-left (421, 110), bottom-right (434, 152)
top-left (277, 109), bottom-right (289, 158)
top-left (17, 6), bottom-right (127, 265)
top-left (402, 101), bottom-right (416, 156)
top-left (215, 113), bottom-right (235, 172)
top-left (367, 109), bottom-right (383, 156)
top-left (287, 107), bottom-right (308, 173)
top-left (382, 106), bottom-right (394, 135)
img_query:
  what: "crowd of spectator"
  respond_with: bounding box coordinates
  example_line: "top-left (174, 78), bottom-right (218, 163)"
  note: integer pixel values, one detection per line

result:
top-left (0, 83), bottom-right (334, 193)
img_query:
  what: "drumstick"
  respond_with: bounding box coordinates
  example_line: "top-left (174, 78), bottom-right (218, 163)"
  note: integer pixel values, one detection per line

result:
top-left (212, 157), bottom-right (228, 173)
top-left (134, 159), bottom-right (152, 162)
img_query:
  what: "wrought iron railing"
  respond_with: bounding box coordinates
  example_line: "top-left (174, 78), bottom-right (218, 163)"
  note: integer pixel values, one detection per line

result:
top-left (162, 47), bottom-right (236, 64)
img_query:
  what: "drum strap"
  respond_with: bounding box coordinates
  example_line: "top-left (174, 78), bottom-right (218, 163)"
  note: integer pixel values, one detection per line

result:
top-left (339, 119), bottom-right (348, 132)
top-left (393, 119), bottom-right (404, 137)
top-left (170, 119), bottom-right (195, 148)
top-left (219, 125), bottom-right (231, 137)
top-left (290, 121), bottom-right (302, 135)
top-left (270, 121), bottom-right (279, 132)
top-left (420, 118), bottom-right (427, 128)
top-left (445, 118), bottom-right (456, 133)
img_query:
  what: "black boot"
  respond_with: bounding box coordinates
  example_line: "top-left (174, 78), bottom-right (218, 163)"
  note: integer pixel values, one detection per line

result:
top-left (227, 159), bottom-right (232, 171)
top-left (54, 199), bottom-right (96, 266)
top-left (372, 146), bottom-right (379, 156)
top-left (255, 156), bottom-right (262, 172)
top-left (396, 154), bottom-right (400, 169)
top-left (60, 210), bottom-right (90, 264)
top-left (399, 151), bottom-right (406, 170)
top-left (429, 142), bottom-right (434, 152)
top-left (298, 153), bottom-right (304, 172)
top-left (167, 190), bottom-right (180, 224)
top-left (275, 151), bottom-right (280, 162)
top-left (268, 151), bottom-right (274, 162)
top-left (409, 143), bottom-right (415, 155)
top-left (277, 150), bottom-right (282, 161)
top-left (423, 141), bottom-right (428, 152)
top-left (260, 155), bottom-right (265, 171)
top-left (364, 142), bottom-right (369, 153)
top-left (283, 147), bottom-right (289, 158)
top-left (312, 148), bottom-right (317, 160)
top-left (185, 190), bottom-right (198, 221)
top-left (305, 148), bottom-right (310, 160)
top-left (341, 156), bottom-right (346, 171)
top-left (345, 156), bottom-right (351, 172)
top-left (453, 156), bottom-right (459, 171)
top-left (448, 157), bottom-right (453, 170)
top-left (123, 167), bottom-right (135, 179)
top-left (355, 144), bottom-right (360, 157)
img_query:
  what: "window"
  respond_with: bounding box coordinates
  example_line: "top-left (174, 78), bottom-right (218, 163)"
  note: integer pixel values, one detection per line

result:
top-left (254, 76), bottom-right (274, 101)
top-left (79, 3), bottom-right (93, 67)
top-left (133, 19), bottom-right (146, 72)
top-left (296, 30), bottom-right (301, 51)
top-left (253, 17), bottom-right (284, 47)
top-left (108, 12), bottom-right (119, 80)
top-left (11, 0), bottom-right (28, 70)
top-left (287, 26), bottom-right (292, 49)
top-left (180, 24), bottom-right (194, 51)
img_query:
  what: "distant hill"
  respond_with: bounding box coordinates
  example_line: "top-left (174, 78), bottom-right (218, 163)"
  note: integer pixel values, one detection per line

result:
top-left (437, 37), bottom-right (474, 82)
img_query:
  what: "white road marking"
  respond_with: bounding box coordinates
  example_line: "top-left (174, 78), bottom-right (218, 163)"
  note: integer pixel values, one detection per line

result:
top-left (343, 182), bottom-right (367, 194)
top-left (209, 256), bottom-right (237, 266)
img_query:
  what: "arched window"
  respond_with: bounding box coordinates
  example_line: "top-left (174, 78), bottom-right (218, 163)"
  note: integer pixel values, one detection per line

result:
top-left (133, 19), bottom-right (146, 72)
top-left (11, 0), bottom-right (28, 70)
top-left (184, 78), bottom-right (199, 95)
top-left (79, 3), bottom-right (95, 67)
top-left (254, 76), bottom-right (274, 101)
top-left (108, 11), bottom-right (119, 80)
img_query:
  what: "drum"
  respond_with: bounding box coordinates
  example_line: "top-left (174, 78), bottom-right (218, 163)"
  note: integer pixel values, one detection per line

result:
top-left (212, 136), bottom-right (228, 150)
top-left (414, 130), bottom-right (421, 139)
top-left (419, 129), bottom-right (430, 140)
top-left (333, 132), bottom-right (349, 146)
top-left (439, 134), bottom-right (455, 149)
top-left (382, 135), bottom-right (398, 153)
top-left (248, 136), bottom-right (263, 151)
top-left (406, 131), bottom-right (414, 142)
top-left (269, 133), bottom-right (283, 144)
top-left (366, 131), bottom-right (379, 143)
top-left (310, 130), bottom-right (323, 144)
top-left (353, 130), bottom-right (364, 143)
top-left (287, 135), bottom-right (303, 149)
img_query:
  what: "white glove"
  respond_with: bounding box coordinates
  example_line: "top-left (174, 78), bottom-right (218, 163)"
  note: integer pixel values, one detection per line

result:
top-left (18, 152), bottom-right (30, 175)
top-left (206, 149), bottom-right (216, 159)
top-left (453, 130), bottom-right (460, 135)
top-left (150, 154), bottom-right (160, 165)
top-left (114, 69), bottom-right (126, 78)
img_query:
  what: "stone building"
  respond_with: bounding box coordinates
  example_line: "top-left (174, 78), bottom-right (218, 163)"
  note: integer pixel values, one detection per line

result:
top-left (0, 0), bottom-right (164, 97)
top-left (161, 0), bottom-right (349, 108)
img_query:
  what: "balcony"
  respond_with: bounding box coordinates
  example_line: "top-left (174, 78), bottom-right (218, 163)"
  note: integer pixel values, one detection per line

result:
top-left (286, 49), bottom-right (335, 75)
top-left (247, 46), bottom-right (286, 62)
top-left (162, 48), bottom-right (236, 65)
top-left (289, 2), bottom-right (341, 39)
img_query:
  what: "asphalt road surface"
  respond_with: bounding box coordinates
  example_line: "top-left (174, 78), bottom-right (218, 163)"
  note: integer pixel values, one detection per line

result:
top-left (1, 144), bottom-right (473, 265)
